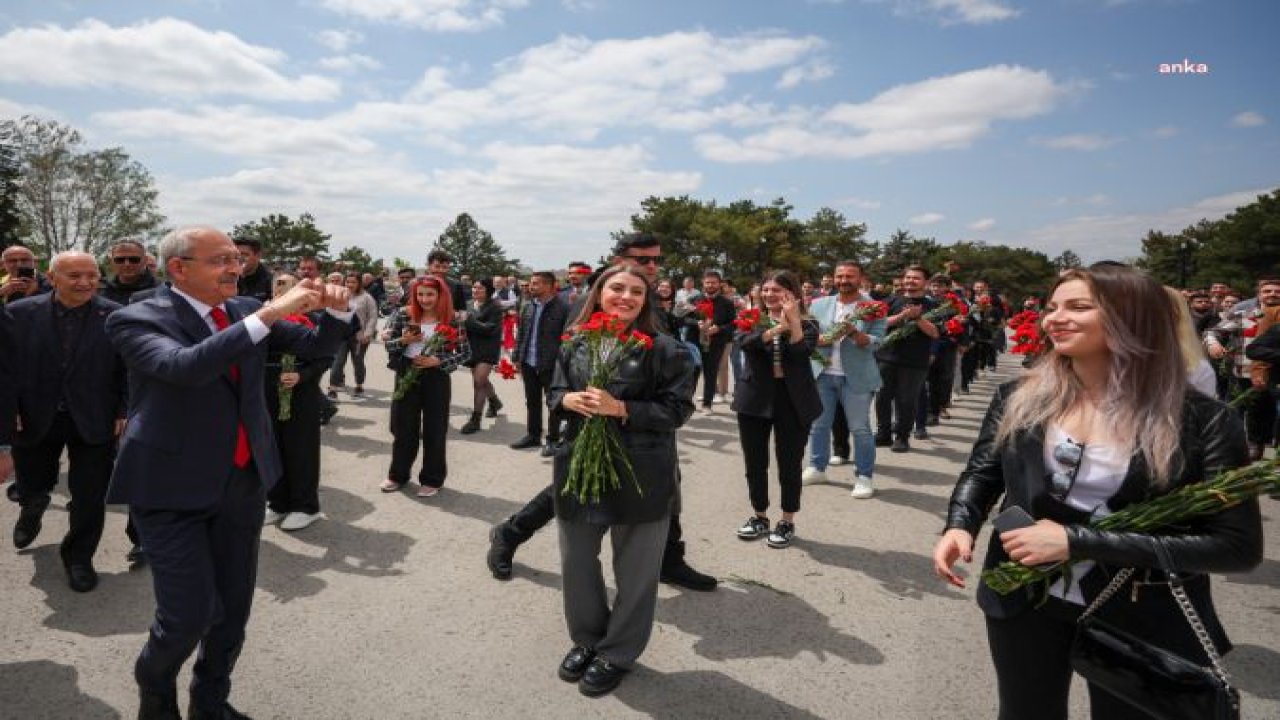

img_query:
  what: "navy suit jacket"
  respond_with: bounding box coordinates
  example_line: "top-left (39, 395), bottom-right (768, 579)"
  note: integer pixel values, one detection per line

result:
top-left (106, 285), bottom-right (351, 510)
top-left (3, 293), bottom-right (126, 447)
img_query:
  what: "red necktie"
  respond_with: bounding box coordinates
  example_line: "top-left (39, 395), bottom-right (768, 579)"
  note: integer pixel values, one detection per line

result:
top-left (209, 306), bottom-right (252, 469)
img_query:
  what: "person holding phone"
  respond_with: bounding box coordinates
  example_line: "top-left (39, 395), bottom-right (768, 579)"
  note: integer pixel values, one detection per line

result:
top-left (1, 245), bottom-right (47, 304)
top-left (382, 276), bottom-right (471, 497)
top-left (731, 271), bottom-right (821, 548)
top-left (931, 263), bottom-right (1262, 719)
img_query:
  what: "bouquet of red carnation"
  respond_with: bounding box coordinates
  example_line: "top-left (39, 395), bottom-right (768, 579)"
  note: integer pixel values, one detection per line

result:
top-left (1010, 321), bottom-right (1044, 355)
top-left (562, 312), bottom-right (656, 504)
top-left (496, 356), bottom-right (518, 380)
top-left (277, 313), bottom-right (315, 421)
top-left (1008, 310), bottom-right (1040, 329)
top-left (393, 324), bottom-right (461, 400)
top-left (812, 300), bottom-right (890, 366)
top-left (974, 294), bottom-right (993, 312)
top-left (945, 316), bottom-right (966, 337)
top-left (733, 307), bottom-right (774, 332)
top-left (694, 299), bottom-right (717, 350)
top-left (881, 294), bottom-right (968, 348)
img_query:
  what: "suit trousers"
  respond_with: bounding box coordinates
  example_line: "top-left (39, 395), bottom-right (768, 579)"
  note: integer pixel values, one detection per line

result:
top-left (985, 597), bottom-right (1152, 720)
top-left (130, 464), bottom-right (265, 710)
top-left (699, 339), bottom-right (729, 407)
top-left (737, 381), bottom-right (809, 514)
top-left (14, 411), bottom-right (113, 564)
top-left (927, 346), bottom-right (957, 416)
top-left (558, 516), bottom-right (668, 667)
top-left (500, 483), bottom-right (686, 563)
top-left (520, 362), bottom-right (563, 442)
top-left (875, 362), bottom-right (929, 440)
top-left (389, 369), bottom-right (450, 487)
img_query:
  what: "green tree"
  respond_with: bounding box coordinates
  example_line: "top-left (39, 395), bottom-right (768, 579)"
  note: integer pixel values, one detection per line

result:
top-left (334, 245), bottom-right (377, 274)
top-left (1, 115), bottom-right (165, 258)
top-left (799, 207), bottom-right (873, 277)
top-left (392, 257), bottom-right (414, 270)
top-left (1136, 229), bottom-right (1201, 287)
top-left (0, 139), bottom-right (23, 247)
top-left (941, 241), bottom-right (1058, 303)
top-left (231, 213), bottom-right (331, 268)
top-left (1193, 189), bottom-right (1280, 292)
top-left (433, 213), bottom-right (519, 278)
top-left (867, 229), bottom-right (940, 282)
top-left (1051, 249), bottom-right (1082, 272)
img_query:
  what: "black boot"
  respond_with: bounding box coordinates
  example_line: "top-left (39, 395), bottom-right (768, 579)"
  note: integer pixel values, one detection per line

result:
top-left (486, 395), bottom-right (503, 418)
top-left (660, 541), bottom-right (717, 591)
top-left (460, 412), bottom-right (482, 435)
top-left (138, 690), bottom-right (181, 720)
top-left (487, 525), bottom-right (519, 580)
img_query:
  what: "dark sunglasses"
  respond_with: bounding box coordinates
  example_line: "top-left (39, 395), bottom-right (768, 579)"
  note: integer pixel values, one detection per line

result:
top-left (621, 254), bottom-right (664, 266)
top-left (113, 256), bottom-right (144, 264)
top-left (1048, 439), bottom-right (1085, 501)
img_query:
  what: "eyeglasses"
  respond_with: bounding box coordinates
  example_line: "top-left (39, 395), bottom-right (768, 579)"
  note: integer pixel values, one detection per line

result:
top-left (1048, 439), bottom-right (1085, 501)
top-left (621, 255), bottom-right (664, 266)
top-left (179, 255), bottom-right (246, 268)
top-left (113, 256), bottom-right (144, 264)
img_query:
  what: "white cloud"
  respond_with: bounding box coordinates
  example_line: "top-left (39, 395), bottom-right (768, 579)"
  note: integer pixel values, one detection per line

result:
top-left (838, 196), bottom-right (883, 211)
top-left (1231, 111), bottom-right (1266, 128)
top-left (1035, 133), bottom-right (1116, 151)
top-left (0, 96), bottom-right (62, 122)
top-left (318, 54), bottom-right (383, 72)
top-left (777, 60), bottom-right (835, 89)
top-left (925, 0), bottom-right (1020, 24)
top-left (318, 0), bottom-right (530, 32)
top-left (315, 29), bottom-right (364, 51)
top-left (968, 217), bottom-right (996, 231)
top-left (910, 212), bottom-right (945, 225)
top-left (0, 19), bottom-right (339, 101)
top-left (1151, 125), bottom-right (1178, 139)
top-left (696, 64), bottom-right (1069, 163)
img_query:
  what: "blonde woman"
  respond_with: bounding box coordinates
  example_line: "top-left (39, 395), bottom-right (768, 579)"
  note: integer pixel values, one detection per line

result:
top-left (1166, 286), bottom-right (1217, 397)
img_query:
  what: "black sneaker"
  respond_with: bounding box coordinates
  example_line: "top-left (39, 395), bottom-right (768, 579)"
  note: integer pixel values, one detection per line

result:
top-left (912, 428), bottom-right (929, 440)
top-left (767, 520), bottom-right (795, 549)
top-left (891, 437), bottom-right (910, 453)
top-left (874, 434), bottom-right (893, 447)
top-left (736, 515), bottom-right (769, 541)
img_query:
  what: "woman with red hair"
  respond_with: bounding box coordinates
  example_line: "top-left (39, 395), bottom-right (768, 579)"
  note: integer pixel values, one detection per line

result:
top-left (382, 276), bottom-right (471, 496)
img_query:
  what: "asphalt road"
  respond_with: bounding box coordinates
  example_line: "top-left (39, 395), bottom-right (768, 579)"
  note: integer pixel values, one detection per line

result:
top-left (2, 352), bottom-right (1277, 719)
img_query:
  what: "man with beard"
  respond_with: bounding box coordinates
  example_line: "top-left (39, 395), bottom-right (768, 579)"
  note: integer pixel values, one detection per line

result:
top-left (100, 239), bottom-right (160, 306)
top-left (695, 271), bottom-right (737, 411)
top-left (874, 266), bottom-right (939, 453)
top-left (234, 236), bottom-right (272, 302)
top-left (488, 233), bottom-right (717, 591)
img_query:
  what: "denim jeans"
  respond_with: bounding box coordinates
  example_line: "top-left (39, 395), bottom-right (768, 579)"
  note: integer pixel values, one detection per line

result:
top-left (809, 373), bottom-right (876, 478)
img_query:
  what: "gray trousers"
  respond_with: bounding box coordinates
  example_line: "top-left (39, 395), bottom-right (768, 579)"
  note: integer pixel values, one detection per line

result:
top-left (557, 516), bottom-right (669, 668)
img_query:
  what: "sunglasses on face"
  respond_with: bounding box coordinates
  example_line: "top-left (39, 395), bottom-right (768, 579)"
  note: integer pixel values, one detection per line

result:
top-left (621, 255), bottom-right (664, 266)
top-left (113, 256), bottom-right (144, 264)
top-left (1049, 439), bottom-right (1085, 501)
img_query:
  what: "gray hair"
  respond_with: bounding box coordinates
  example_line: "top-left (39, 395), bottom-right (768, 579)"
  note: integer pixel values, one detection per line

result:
top-left (111, 237), bottom-right (147, 255)
top-left (48, 250), bottom-right (97, 275)
top-left (158, 226), bottom-right (219, 267)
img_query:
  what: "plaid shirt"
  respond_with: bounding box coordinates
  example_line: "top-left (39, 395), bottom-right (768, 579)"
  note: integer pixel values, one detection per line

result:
top-left (384, 307), bottom-right (470, 373)
top-left (1204, 309), bottom-right (1262, 380)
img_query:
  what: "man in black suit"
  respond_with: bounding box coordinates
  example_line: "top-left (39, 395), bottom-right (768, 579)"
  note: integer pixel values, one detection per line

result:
top-left (695, 270), bottom-right (737, 410)
top-left (5, 252), bottom-right (127, 592)
top-left (108, 226), bottom-right (353, 720)
top-left (509, 271), bottom-right (570, 457)
top-left (233, 236), bottom-right (272, 302)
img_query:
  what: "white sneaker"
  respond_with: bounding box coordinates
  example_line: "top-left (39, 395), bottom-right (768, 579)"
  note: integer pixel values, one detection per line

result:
top-left (264, 509), bottom-right (286, 526)
top-left (829, 456), bottom-right (847, 467)
top-left (850, 475), bottom-right (875, 499)
top-left (715, 393), bottom-right (729, 404)
top-left (280, 512), bottom-right (321, 531)
top-left (801, 467), bottom-right (828, 486)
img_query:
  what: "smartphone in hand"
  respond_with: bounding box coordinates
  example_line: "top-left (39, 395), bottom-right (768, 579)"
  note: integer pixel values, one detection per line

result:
top-left (992, 506), bottom-right (1035, 534)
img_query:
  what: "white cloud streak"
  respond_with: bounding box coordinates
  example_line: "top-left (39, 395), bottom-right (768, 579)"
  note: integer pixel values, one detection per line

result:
top-left (318, 0), bottom-right (530, 32)
top-left (1231, 111), bottom-right (1266, 128)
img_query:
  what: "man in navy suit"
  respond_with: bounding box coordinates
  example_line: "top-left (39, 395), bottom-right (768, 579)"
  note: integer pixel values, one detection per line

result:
top-left (4, 252), bottom-right (127, 592)
top-left (107, 226), bottom-right (353, 720)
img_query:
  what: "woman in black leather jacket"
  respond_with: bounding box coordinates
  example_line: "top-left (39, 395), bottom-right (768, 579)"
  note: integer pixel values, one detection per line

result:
top-left (548, 265), bottom-right (696, 697)
top-left (460, 277), bottom-right (504, 434)
top-left (932, 264), bottom-right (1263, 720)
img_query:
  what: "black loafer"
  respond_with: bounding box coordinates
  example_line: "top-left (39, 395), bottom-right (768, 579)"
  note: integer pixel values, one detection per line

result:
top-left (66, 562), bottom-right (99, 593)
top-left (188, 701), bottom-right (253, 720)
top-left (873, 434), bottom-right (893, 447)
top-left (891, 437), bottom-right (910, 453)
top-left (509, 435), bottom-right (541, 450)
top-left (486, 526), bottom-right (515, 580)
top-left (558, 646), bottom-right (596, 682)
top-left (579, 657), bottom-right (628, 697)
top-left (13, 506), bottom-right (45, 549)
top-left (659, 560), bottom-right (717, 592)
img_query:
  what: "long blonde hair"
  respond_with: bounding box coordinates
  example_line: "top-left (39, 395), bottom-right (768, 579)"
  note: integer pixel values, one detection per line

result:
top-left (995, 266), bottom-right (1186, 487)
top-left (1165, 286), bottom-right (1205, 373)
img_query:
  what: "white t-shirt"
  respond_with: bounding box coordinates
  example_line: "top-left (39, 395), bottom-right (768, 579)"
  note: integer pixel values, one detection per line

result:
top-left (404, 321), bottom-right (437, 358)
top-left (1043, 423), bottom-right (1130, 604)
top-left (822, 299), bottom-right (861, 377)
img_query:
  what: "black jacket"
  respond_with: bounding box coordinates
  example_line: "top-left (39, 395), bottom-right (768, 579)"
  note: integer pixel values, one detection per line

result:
top-left (237, 264), bottom-right (274, 303)
top-left (947, 381), bottom-right (1261, 658)
top-left (463, 300), bottom-right (504, 365)
top-left (100, 270), bottom-right (159, 306)
top-left (4, 293), bottom-right (127, 447)
top-left (550, 333), bottom-right (696, 525)
top-left (514, 294), bottom-right (570, 373)
top-left (1245, 324), bottom-right (1280, 387)
top-left (731, 318), bottom-right (822, 426)
top-left (702, 293), bottom-right (736, 347)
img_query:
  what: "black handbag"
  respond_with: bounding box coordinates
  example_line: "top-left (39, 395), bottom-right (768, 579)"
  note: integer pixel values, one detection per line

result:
top-left (1071, 540), bottom-right (1240, 720)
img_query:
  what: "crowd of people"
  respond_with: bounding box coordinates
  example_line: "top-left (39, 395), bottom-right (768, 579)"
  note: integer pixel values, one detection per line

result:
top-left (1, 231), bottom-right (1276, 716)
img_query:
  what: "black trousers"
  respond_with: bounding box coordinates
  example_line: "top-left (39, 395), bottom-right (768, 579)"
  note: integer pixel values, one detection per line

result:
top-left (960, 346), bottom-right (981, 389)
top-left (268, 384), bottom-right (322, 514)
top-left (1235, 376), bottom-right (1278, 446)
top-left (521, 362), bottom-right (563, 442)
top-left (875, 362), bottom-right (929, 440)
top-left (699, 339), bottom-right (729, 407)
top-left (736, 381), bottom-right (808, 514)
top-left (986, 598), bottom-right (1155, 720)
top-left (13, 411), bottom-right (113, 564)
top-left (131, 464), bottom-right (265, 710)
top-left (928, 347), bottom-right (957, 415)
top-left (389, 369), bottom-right (450, 487)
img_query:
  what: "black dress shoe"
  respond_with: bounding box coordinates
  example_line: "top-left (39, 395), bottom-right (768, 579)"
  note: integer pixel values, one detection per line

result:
top-left (486, 526), bottom-right (515, 580)
top-left (138, 690), bottom-right (181, 720)
top-left (13, 506), bottom-right (45, 549)
top-left (891, 437), bottom-right (910, 453)
top-left (558, 646), bottom-right (596, 682)
top-left (539, 440), bottom-right (560, 458)
top-left (578, 657), bottom-right (628, 697)
top-left (5, 482), bottom-right (17, 502)
top-left (509, 435), bottom-right (541, 450)
top-left (188, 701), bottom-right (253, 720)
top-left (66, 562), bottom-right (99, 593)
top-left (127, 545), bottom-right (148, 567)
top-left (873, 434), bottom-right (893, 447)
top-left (659, 559), bottom-right (717, 592)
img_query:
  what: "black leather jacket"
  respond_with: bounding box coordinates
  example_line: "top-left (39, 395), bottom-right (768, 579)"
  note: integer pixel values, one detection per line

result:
top-left (947, 381), bottom-right (1262, 656)
top-left (549, 333), bottom-right (696, 525)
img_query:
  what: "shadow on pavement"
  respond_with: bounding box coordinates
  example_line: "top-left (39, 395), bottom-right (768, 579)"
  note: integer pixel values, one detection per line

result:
top-left (0, 660), bottom-right (120, 720)
top-left (1220, 557), bottom-right (1279, 588)
top-left (614, 669), bottom-right (823, 719)
top-left (877, 465), bottom-right (958, 487)
top-left (1225, 643), bottom-right (1280, 701)
top-left (426, 487), bottom-right (538, 527)
top-left (256, 486), bottom-right (415, 603)
top-left (27, 545), bottom-right (153, 637)
top-left (800, 538), bottom-right (963, 602)
top-left (873, 487), bottom-right (949, 517)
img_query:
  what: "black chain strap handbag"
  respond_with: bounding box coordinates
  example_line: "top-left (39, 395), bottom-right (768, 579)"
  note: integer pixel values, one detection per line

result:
top-left (1070, 539), bottom-right (1241, 720)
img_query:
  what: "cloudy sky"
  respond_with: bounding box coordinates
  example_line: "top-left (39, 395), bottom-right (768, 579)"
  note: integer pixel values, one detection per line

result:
top-left (1, 0), bottom-right (1276, 268)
